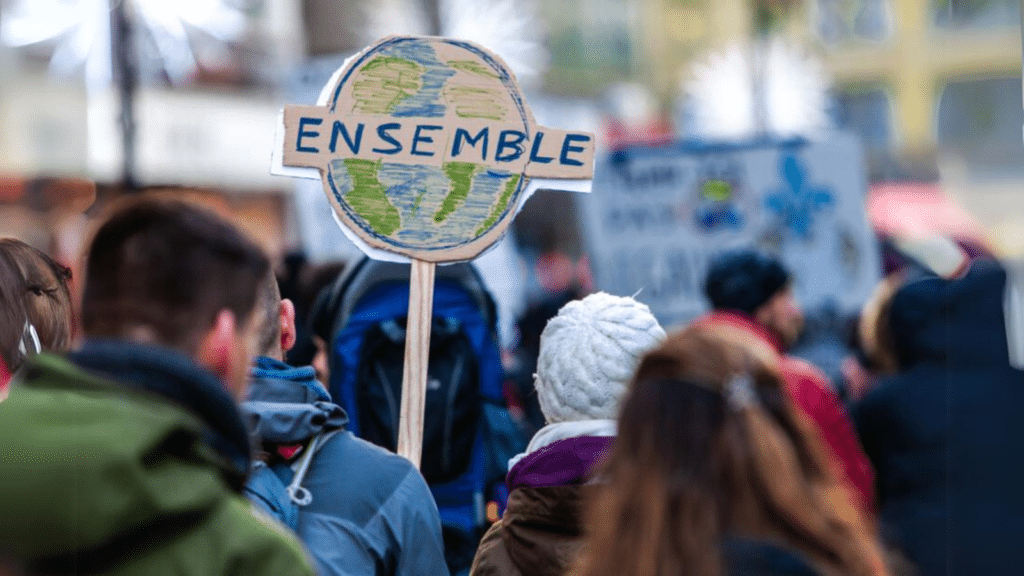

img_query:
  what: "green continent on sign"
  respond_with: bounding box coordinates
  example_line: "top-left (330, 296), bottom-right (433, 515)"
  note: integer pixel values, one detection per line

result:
top-left (412, 190), bottom-right (426, 217)
top-left (435, 162), bottom-right (480, 223)
top-left (476, 174), bottom-right (521, 236)
top-left (443, 85), bottom-right (507, 120)
top-left (448, 60), bottom-right (500, 79)
top-left (351, 56), bottom-right (424, 115)
top-left (343, 158), bottom-right (401, 236)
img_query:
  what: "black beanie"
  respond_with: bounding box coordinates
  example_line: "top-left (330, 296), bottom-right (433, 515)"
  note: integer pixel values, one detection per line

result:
top-left (704, 251), bottom-right (791, 315)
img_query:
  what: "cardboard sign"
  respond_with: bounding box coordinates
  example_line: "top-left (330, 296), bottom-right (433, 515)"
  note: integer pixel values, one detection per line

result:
top-left (276, 35), bottom-right (595, 469)
top-left (580, 134), bottom-right (880, 330)
top-left (280, 36), bottom-right (595, 264)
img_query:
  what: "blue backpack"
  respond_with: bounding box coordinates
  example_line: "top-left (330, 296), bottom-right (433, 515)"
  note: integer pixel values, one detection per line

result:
top-left (310, 257), bottom-right (524, 574)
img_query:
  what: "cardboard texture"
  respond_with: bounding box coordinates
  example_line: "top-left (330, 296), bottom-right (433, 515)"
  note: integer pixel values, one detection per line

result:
top-left (279, 35), bottom-right (596, 263)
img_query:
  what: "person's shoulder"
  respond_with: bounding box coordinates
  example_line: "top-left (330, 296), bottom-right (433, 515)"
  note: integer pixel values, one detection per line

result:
top-left (781, 355), bottom-right (830, 386)
top-left (0, 353), bottom-right (205, 480)
top-left (854, 369), bottom-right (926, 416)
top-left (97, 496), bottom-right (316, 576)
top-left (293, 431), bottom-right (433, 530)
top-left (322, 429), bottom-right (420, 476)
top-left (721, 536), bottom-right (822, 576)
top-left (779, 356), bottom-right (839, 406)
top-left (202, 496), bottom-right (317, 575)
top-left (470, 519), bottom-right (517, 576)
top-left (3, 352), bottom-right (199, 424)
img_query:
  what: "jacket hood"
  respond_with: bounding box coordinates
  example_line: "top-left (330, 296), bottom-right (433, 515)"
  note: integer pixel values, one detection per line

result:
top-left (243, 356), bottom-right (348, 444)
top-left (889, 261), bottom-right (1009, 367)
top-left (69, 339), bottom-right (253, 485)
top-left (0, 353), bottom-right (234, 561)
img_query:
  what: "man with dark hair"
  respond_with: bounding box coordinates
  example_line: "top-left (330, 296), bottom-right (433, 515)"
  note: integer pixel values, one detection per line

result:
top-left (695, 250), bottom-right (876, 515)
top-left (242, 270), bottom-right (449, 576)
top-left (0, 198), bottom-right (315, 576)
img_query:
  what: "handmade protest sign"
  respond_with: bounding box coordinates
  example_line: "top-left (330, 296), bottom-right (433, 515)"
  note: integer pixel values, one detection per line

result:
top-left (276, 36), bottom-right (595, 467)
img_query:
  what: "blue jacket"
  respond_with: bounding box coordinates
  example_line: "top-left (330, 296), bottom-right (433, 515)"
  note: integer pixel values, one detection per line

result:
top-left (854, 262), bottom-right (1024, 576)
top-left (243, 357), bottom-right (450, 576)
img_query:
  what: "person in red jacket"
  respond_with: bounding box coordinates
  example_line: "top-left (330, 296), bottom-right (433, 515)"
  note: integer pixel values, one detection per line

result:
top-left (694, 251), bottom-right (876, 515)
top-left (0, 357), bottom-right (9, 400)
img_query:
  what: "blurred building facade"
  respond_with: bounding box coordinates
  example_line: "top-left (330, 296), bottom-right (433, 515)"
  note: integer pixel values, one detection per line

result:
top-left (640, 0), bottom-right (1020, 169)
top-left (0, 0), bottom-right (1022, 257)
top-left (0, 0), bottom-right (306, 260)
top-left (639, 0), bottom-right (1023, 252)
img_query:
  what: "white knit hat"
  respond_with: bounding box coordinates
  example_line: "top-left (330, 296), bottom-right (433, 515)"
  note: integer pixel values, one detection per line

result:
top-left (534, 292), bottom-right (666, 423)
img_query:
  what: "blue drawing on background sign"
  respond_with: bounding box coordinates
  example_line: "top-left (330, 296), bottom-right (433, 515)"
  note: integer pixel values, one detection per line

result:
top-left (693, 158), bottom-right (745, 233)
top-left (764, 153), bottom-right (834, 240)
top-left (694, 178), bottom-right (744, 232)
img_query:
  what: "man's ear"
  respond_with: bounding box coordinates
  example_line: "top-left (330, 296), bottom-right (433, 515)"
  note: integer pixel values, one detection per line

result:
top-left (753, 302), bottom-right (771, 326)
top-left (197, 309), bottom-right (237, 383)
top-left (753, 293), bottom-right (779, 326)
top-left (280, 298), bottom-right (297, 354)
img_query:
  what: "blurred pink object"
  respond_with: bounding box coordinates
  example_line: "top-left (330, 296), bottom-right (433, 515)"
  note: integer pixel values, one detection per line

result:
top-left (867, 183), bottom-right (988, 244)
top-left (0, 358), bottom-right (9, 401)
top-left (893, 234), bottom-right (971, 279)
top-left (534, 253), bottom-right (594, 294)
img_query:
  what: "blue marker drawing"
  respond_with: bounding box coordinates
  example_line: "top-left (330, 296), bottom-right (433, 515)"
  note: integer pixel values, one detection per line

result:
top-left (764, 154), bottom-right (834, 240)
top-left (378, 41), bottom-right (456, 118)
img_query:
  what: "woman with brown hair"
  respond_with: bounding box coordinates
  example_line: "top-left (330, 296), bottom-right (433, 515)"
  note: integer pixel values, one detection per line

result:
top-left (0, 239), bottom-right (73, 392)
top-left (575, 326), bottom-right (888, 576)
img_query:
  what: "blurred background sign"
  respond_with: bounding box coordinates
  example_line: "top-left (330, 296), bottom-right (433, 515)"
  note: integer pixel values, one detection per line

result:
top-left (581, 133), bottom-right (880, 330)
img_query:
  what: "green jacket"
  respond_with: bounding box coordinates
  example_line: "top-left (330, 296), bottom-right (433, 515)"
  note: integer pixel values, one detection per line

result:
top-left (0, 350), bottom-right (316, 576)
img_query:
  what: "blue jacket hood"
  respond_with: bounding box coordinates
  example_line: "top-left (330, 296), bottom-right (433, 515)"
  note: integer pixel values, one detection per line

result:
top-left (889, 261), bottom-right (1009, 368)
top-left (244, 356), bottom-right (347, 444)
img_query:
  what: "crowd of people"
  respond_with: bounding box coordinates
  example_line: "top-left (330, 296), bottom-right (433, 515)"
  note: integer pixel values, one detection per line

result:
top-left (0, 195), bottom-right (1020, 576)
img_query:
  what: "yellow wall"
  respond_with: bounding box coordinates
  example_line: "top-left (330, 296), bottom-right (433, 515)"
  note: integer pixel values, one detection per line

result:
top-left (642, 0), bottom-right (1021, 159)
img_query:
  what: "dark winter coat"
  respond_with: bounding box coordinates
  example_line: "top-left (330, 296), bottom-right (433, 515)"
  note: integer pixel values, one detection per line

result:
top-left (471, 484), bottom-right (589, 576)
top-left (470, 433), bottom-right (612, 576)
top-left (854, 261), bottom-right (1024, 576)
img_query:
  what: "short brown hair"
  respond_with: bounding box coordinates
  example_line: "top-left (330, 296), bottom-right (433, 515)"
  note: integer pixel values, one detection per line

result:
top-left (81, 197), bottom-right (270, 355)
top-left (255, 267), bottom-right (283, 358)
top-left (0, 239), bottom-right (73, 372)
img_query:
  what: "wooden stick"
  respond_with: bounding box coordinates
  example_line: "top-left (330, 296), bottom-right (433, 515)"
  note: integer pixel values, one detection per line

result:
top-left (396, 258), bottom-right (436, 469)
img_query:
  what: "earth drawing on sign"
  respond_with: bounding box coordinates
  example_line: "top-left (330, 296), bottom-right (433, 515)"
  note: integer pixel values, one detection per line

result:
top-left (328, 39), bottom-right (526, 251)
top-left (281, 36), bottom-right (595, 263)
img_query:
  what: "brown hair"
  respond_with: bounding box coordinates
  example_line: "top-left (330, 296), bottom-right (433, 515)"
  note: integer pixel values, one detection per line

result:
top-left (81, 197), bottom-right (270, 355)
top-left (0, 239), bottom-right (73, 372)
top-left (575, 326), bottom-right (886, 576)
top-left (857, 274), bottom-right (903, 375)
top-left (255, 267), bottom-right (283, 358)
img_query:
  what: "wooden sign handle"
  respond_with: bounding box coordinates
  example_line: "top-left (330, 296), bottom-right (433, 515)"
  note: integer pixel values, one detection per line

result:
top-left (396, 258), bottom-right (436, 469)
